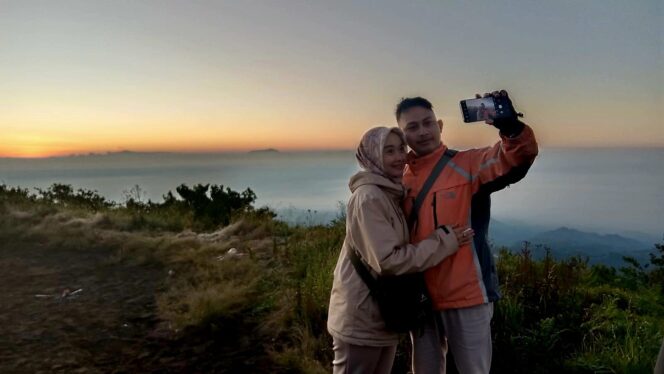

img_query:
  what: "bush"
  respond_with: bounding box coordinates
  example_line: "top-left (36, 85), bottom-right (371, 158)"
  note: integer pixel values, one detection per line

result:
top-left (493, 242), bottom-right (664, 374)
top-left (0, 184), bottom-right (34, 203)
top-left (36, 183), bottom-right (113, 211)
top-left (174, 184), bottom-right (256, 229)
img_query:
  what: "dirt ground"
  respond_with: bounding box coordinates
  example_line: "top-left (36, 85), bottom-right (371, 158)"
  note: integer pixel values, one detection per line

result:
top-left (0, 241), bottom-right (268, 373)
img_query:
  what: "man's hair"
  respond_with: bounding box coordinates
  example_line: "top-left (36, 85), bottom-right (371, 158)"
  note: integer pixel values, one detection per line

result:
top-left (395, 97), bottom-right (433, 121)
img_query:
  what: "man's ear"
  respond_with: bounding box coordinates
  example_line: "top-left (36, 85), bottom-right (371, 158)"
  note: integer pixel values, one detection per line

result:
top-left (437, 119), bottom-right (444, 133)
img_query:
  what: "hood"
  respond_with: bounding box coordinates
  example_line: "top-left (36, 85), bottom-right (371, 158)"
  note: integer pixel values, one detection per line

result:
top-left (349, 171), bottom-right (405, 201)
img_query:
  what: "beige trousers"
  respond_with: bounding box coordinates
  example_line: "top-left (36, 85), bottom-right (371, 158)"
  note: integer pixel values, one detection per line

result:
top-left (411, 303), bottom-right (494, 374)
top-left (332, 337), bottom-right (397, 374)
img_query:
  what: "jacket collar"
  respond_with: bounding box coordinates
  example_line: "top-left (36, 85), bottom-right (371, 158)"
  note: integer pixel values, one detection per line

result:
top-left (406, 143), bottom-right (448, 173)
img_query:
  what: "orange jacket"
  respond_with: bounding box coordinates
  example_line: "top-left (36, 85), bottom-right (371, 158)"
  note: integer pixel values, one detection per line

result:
top-left (403, 125), bottom-right (538, 310)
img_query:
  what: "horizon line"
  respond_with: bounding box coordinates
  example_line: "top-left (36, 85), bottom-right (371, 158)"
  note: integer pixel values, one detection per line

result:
top-left (1, 144), bottom-right (664, 160)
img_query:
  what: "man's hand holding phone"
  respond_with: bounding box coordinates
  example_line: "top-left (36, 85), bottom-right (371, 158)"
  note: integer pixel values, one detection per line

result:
top-left (475, 90), bottom-right (524, 137)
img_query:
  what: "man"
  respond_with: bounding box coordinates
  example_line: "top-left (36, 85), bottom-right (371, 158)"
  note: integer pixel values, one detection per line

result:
top-left (396, 90), bottom-right (538, 373)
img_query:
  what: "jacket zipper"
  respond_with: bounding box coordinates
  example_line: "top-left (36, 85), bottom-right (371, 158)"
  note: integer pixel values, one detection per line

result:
top-left (387, 197), bottom-right (408, 240)
top-left (409, 197), bottom-right (417, 234)
top-left (432, 192), bottom-right (438, 228)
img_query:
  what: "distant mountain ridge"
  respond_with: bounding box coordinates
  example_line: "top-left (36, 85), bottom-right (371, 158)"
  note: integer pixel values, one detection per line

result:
top-left (490, 222), bottom-right (656, 267)
top-left (248, 148), bottom-right (280, 154)
top-left (528, 227), bottom-right (646, 251)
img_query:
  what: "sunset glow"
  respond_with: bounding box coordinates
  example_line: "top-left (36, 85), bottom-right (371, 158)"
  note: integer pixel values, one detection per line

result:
top-left (1, 1), bottom-right (662, 158)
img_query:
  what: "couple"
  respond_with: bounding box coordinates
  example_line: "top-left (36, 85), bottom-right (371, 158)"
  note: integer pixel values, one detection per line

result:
top-left (476, 103), bottom-right (491, 122)
top-left (327, 91), bottom-right (539, 374)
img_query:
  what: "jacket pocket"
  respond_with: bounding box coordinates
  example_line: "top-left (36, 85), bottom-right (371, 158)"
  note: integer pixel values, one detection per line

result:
top-left (430, 182), bottom-right (470, 227)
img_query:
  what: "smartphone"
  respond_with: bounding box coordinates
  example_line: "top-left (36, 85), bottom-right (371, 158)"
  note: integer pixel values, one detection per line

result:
top-left (460, 96), bottom-right (513, 123)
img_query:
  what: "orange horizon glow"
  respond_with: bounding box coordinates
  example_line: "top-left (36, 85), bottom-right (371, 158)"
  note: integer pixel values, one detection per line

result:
top-left (0, 144), bottom-right (358, 159)
top-left (3, 109), bottom-right (663, 158)
top-left (0, 129), bottom-right (361, 158)
top-left (3, 115), bottom-right (664, 159)
top-left (3, 129), bottom-right (663, 159)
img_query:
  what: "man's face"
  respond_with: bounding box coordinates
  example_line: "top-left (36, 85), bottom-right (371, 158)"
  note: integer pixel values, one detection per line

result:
top-left (397, 106), bottom-right (442, 156)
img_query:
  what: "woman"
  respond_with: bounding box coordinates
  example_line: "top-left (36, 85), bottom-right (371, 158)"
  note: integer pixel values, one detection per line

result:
top-left (327, 126), bottom-right (473, 374)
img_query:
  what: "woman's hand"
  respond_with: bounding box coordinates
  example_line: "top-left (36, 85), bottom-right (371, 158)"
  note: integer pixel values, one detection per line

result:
top-left (452, 224), bottom-right (474, 247)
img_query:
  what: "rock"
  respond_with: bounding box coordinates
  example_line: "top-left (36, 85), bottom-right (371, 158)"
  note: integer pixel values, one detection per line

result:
top-left (216, 248), bottom-right (246, 261)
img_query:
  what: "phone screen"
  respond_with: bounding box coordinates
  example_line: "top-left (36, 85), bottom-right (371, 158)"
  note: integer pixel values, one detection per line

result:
top-left (460, 96), bottom-right (512, 123)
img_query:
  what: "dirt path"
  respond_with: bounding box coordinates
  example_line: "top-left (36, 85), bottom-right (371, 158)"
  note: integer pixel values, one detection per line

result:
top-left (0, 241), bottom-right (268, 373)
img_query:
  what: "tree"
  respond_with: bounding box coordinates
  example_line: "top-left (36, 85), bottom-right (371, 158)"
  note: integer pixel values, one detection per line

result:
top-left (174, 183), bottom-right (256, 228)
top-left (649, 239), bottom-right (664, 294)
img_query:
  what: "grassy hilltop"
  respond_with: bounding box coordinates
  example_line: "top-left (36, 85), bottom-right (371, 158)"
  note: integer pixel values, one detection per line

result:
top-left (1, 183), bottom-right (662, 373)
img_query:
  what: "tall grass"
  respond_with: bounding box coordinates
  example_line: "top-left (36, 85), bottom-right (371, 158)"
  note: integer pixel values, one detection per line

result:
top-left (493, 244), bottom-right (664, 373)
top-left (2, 184), bottom-right (662, 373)
top-left (252, 221), bottom-right (343, 373)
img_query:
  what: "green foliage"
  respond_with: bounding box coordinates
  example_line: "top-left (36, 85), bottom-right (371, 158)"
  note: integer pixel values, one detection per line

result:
top-left (262, 220), bottom-right (344, 371)
top-left (2, 183), bottom-right (662, 373)
top-left (619, 255), bottom-right (649, 290)
top-left (649, 241), bottom-right (664, 295)
top-left (173, 184), bottom-right (256, 229)
top-left (494, 245), bottom-right (587, 373)
top-left (36, 183), bottom-right (114, 211)
top-left (0, 184), bottom-right (34, 204)
top-left (1, 182), bottom-right (267, 232)
top-left (493, 241), bottom-right (664, 374)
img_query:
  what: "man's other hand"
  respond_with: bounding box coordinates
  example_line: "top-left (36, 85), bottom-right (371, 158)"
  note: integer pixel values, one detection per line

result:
top-left (452, 225), bottom-right (474, 247)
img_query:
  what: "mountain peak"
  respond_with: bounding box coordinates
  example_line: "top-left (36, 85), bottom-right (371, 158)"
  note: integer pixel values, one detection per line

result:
top-left (248, 148), bottom-right (279, 154)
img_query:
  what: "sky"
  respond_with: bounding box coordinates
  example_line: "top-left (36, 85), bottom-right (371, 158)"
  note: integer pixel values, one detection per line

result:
top-left (1, 0), bottom-right (662, 158)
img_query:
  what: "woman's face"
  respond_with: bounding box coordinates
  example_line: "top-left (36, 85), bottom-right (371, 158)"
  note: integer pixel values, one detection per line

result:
top-left (382, 132), bottom-right (407, 181)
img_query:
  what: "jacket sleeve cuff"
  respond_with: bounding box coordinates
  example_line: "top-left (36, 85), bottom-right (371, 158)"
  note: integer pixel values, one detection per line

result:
top-left (500, 123), bottom-right (533, 144)
top-left (498, 119), bottom-right (525, 138)
top-left (436, 225), bottom-right (459, 251)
